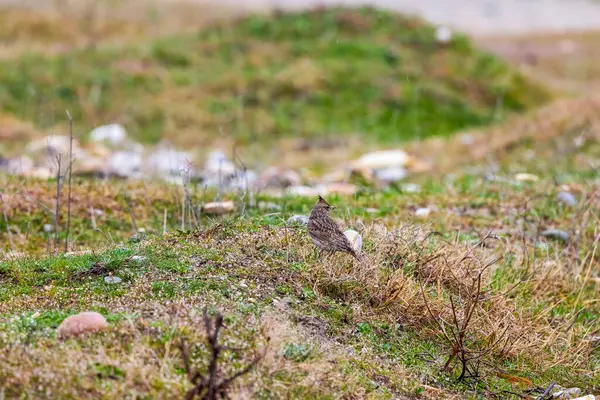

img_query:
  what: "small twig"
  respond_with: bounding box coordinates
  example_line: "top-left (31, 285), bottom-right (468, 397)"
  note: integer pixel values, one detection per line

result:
top-left (537, 382), bottom-right (556, 400)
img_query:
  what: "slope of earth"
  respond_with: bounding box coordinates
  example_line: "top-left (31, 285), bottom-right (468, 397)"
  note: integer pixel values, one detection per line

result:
top-left (0, 6), bottom-right (552, 153)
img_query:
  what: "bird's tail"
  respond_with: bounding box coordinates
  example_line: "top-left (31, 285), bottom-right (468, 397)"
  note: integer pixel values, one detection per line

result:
top-left (352, 250), bottom-right (365, 262)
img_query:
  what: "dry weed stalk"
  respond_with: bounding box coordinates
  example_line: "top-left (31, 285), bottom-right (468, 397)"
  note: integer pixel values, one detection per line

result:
top-left (53, 154), bottom-right (64, 253)
top-left (64, 110), bottom-right (75, 252)
top-left (0, 193), bottom-right (15, 252)
top-left (179, 309), bottom-right (266, 400)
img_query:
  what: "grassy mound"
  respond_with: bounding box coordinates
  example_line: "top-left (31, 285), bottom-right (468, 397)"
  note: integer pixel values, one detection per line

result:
top-left (0, 7), bottom-right (551, 147)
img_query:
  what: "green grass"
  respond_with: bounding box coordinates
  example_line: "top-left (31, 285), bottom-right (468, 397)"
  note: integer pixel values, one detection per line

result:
top-left (0, 7), bottom-right (551, 147)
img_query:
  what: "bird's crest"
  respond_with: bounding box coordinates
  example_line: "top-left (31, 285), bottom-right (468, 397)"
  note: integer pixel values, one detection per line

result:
top-left (316, 195), bottom-right (334, 210)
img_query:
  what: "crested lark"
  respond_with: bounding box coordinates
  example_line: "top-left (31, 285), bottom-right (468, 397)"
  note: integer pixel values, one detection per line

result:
top-left (308, 195), bottom-right (361, 260)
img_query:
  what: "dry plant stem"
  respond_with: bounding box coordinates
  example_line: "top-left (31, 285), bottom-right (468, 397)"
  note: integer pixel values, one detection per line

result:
top-left (64, 110), bottom-right (74, 252)
top-left (90, 206), bottom-right (97, 230)
top-left (123, 190), bottom-right (138, 233)
top-left (0, 193), bottom-right (15, 251)
top-left (163, 208), bottom-right (167, 235)
top-left (53, 154), bottom-right (63, 253)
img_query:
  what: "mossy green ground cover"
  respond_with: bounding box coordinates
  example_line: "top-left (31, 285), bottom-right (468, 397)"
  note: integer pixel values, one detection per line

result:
top-left (0, 7), bottom-right (550, 148)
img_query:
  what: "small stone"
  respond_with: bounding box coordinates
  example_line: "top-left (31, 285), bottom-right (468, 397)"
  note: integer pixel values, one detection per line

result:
top-left (7, 156), bottom-right (34, 175)
top-left (374, 166), bottom-right (408, 183)
top-left (287, 185), bottom-right (320, 197)
top-left (109, 150), bottom-right (142, 179)
top-left (104, 276), bottom-right (122, 284)
top-left (203, 200), bottom-right (235, 215)
top-left (435, 25), bottom-right (453, 44)
top-left (515, 173), bottom-right (539, 182)
top-left (343, 229), bottom-right (362, 253)
top-left (89, 124), bottom-right (127, 146)
top-left (552, 387), bottom-right (582, 399)
top-left (130, 255), bottom-right (145, 262)
top-left (287, 215), bottom-right (309, 225)
top-left (353, 150), bottom-right (410, 169)
top-left (57, 311), bottom-right (108, 339)
top-left (415, 207), bottom-right (431, 218)
top-left (401, 183), bottom-right (421, 193)
top-left (204, 150), bottom-right (236, 177)
top-left (541, 229), bottom-right (569, 243)
top-left (556, 191), bottom-right (577, 207)
top-left (258, 201), bottom-right (281, 211)
top-left (43, 224), bottom-right (53, 233)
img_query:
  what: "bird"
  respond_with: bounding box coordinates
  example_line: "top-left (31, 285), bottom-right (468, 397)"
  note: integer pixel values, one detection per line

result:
top-left (308, 195), bottom-right (362, 260)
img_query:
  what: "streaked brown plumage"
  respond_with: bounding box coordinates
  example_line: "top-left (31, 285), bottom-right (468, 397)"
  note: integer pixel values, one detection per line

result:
top-left (308, 195), bottom-right (361, 260)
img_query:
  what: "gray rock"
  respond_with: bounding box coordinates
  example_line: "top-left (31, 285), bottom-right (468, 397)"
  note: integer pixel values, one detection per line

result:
top-left (552, 387), bottom-right (582, 399)
top-left (556, 191), bottom-right (577, 207)
top-left (258, 201), bottom-right (281, 211)
top-left (108, 150), bottom-right (142, 179)
top-left (146, 146), bottom-right (194, 181)
top-left (415, 207), bottom-right (432, 218)
top-left (541, 229), bottom-right (569, 243)
top-left (287, 215), bottom-right (309, 225)
top-left (104, 276), bottom-right (122, 284)
top-left (401, 183), bottom-right (421, 193)
top-left (7, 156), bottom-right (34, 175)
top-left (374, 166), bottom-right (408, 183)
top-left (204, 150), bottom-right (236, 177)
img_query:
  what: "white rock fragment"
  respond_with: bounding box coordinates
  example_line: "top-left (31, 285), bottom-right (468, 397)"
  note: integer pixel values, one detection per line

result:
top-left (435, 25), bottom-right (453, 44)
top-left (343, 229), bottom-right (362, 253)
top-left (353, 150), bottom-right (410, 170)
top-left (146, 146), bottom-right (193, 180)
top-left (415, 207), bottom-right (432, 218)
top-left (287, 215), bottom-right (309, 225)
top-left (108, 150), bottom-right (142, 179)
top-left (104, 276), bottom-right (122, 284)
top-left (401, 183), bottom-right (421, 193)
top-left (89, 124), bottom-right (127, 146)
top-left (7, 156), bottom-right (34, 175)
top-left (57, 311), bottom-right (108, 339)
top-left (374, 166), bottom-right (408, 183)
top-left (202, 200), bottom-right (235, 215)
top-left (515, 173), bottom-right (539, 182)
top-left (204, 150), bottom-right (236, 177)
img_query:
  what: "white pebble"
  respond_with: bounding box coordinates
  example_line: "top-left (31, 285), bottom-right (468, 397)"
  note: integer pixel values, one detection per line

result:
top-left (343, 229), bottom-right (362, 253)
